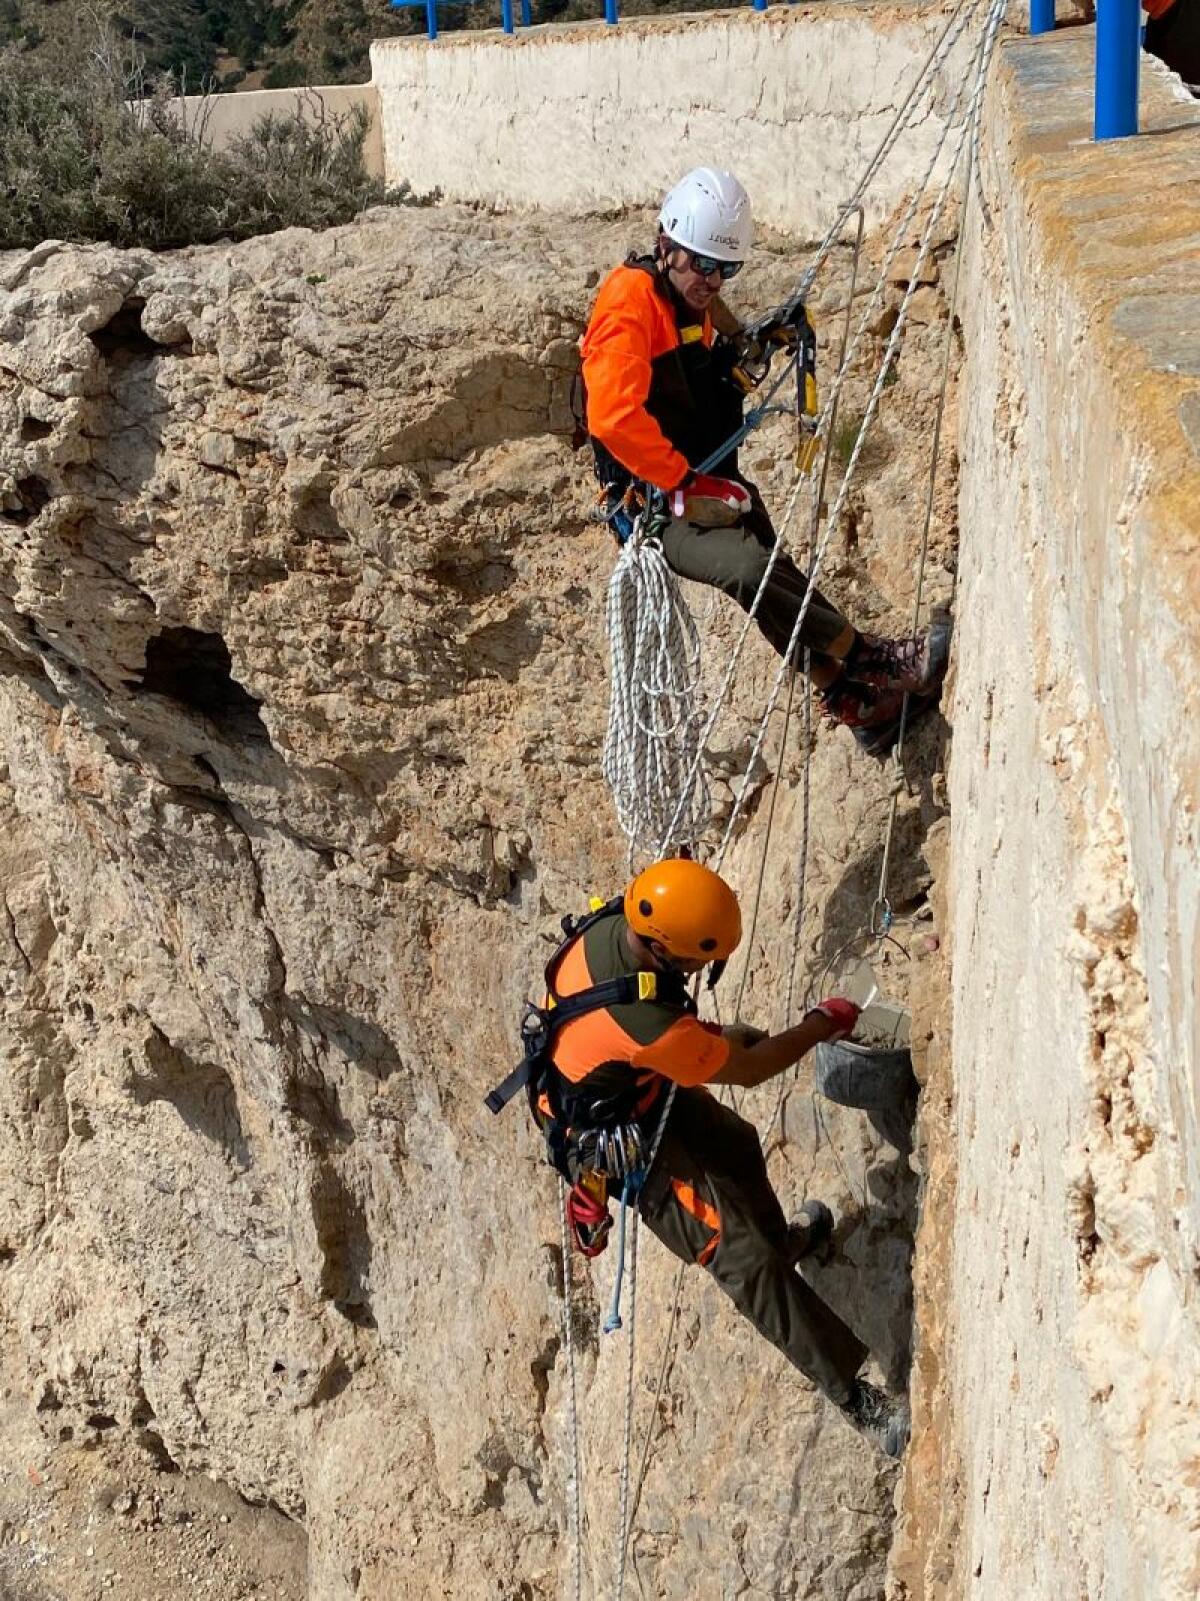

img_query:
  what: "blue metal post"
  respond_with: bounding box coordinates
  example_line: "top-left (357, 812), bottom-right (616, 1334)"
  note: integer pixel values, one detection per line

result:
top-left (520, 0), bottom-right (531, 21)
top-left (1030, 0), bottom-right (1055, 34)
top-left (501, 0), bottom-right (514, 30)
top-left (752, 0), bottom-right (768, 10)
top-left (424, 0), bottom-right (438, 39)
top-left (604, 0), bottom-right (618, 23)
top-left (1095, 0), bottom-right (1140, 139)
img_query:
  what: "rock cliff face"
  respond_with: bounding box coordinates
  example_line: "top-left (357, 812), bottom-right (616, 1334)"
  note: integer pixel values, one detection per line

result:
top-left (0, 205), bottom-right (957, 1598)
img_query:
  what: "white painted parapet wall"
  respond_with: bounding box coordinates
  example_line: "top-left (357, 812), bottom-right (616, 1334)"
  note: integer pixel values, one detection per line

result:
top-left (371, 5), bottom-right (976, 236)
top-left (896, 32), bottom-right (1200, 1601)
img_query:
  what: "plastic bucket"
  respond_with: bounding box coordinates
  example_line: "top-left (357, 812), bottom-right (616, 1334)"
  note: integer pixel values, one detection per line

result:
top-left (814, 1038), bottom-right (919, 1152)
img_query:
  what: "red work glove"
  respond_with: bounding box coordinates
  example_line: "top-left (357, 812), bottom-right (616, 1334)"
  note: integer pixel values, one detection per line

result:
top-left (810, 997), bottom-right (861, 1042)
top-left (670, 472), bottom-right (752, 529)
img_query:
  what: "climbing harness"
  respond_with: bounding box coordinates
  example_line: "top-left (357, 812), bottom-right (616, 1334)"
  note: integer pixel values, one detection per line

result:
top-left (594, 481), bottom-right (653, 547)
top-left (485, 895), bottom-right (694, 1267)
top-left (487, 899), bottom-right (673, 1121)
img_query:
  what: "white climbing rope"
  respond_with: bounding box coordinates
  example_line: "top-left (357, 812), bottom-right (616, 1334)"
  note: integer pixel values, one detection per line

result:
top-left (799, 0), bottom-right (991, 296)
top-left (658, 0), bottom-right (999, 864)
top-left (606, 8), bottom-right (1012, 1582)
top-left (714, 0), bottom-right (1006, 880)
top-left (603, 521), bottom-right (710, 859)
top-left (612, 1205), bottom-right (639, 1601)
top-left (606, 1079), bottom-right (673, 1601)
top-left (732, 202), bottom-right (865, 1086)
top-left (579, 9), bottom-right (1012, 1594)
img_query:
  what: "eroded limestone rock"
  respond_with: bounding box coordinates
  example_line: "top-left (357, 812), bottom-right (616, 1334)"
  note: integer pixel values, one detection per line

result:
top-left (0, 204), bottom-right (956, 1598)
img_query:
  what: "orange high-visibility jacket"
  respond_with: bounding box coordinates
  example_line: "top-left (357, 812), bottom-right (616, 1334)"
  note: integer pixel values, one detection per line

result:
top-left (580, 260), bottom-right (742, 495)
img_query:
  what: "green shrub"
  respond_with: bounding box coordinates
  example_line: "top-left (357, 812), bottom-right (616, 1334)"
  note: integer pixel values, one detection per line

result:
top-left (832, 411), bottom-right (866, 467)
top-left (0, 26), bottom-right (397, 251)
top-left (262, 57), bottom-right (309, 88)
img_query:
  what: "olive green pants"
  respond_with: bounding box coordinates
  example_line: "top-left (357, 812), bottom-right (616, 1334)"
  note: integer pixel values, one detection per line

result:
top-left (638, 1087), bottom-right (867, 1404)
top-left (660, 504), bottom-right (851, 662)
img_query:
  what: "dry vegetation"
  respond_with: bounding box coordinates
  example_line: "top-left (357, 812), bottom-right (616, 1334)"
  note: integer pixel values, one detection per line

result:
top-left (0, 0), bottom-right (733, 89)
top-left (0, 13), bottom-right (415, 250)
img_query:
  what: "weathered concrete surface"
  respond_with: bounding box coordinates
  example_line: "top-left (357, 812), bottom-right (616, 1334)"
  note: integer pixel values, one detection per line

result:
top-left (371, 3), bottom-right (976, 234)
top-left (0, 202), bottom-right (957, 1598)
top-left (163, 84), bottom-right (384, 176)
top-left (893, 35), bottom-right (1200, 1601)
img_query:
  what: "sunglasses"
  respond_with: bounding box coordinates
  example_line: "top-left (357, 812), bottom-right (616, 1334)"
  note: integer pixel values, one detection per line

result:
top-left (679, 248), bottom-right (744, 281)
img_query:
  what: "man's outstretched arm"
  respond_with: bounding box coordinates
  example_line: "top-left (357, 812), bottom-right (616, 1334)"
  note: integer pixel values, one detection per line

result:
top-left (711, 999), bottom-right (859, 1090)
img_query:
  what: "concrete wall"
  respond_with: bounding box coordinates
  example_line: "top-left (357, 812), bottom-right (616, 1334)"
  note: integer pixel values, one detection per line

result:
top-left (895, 33), bottom-right (1200, 1601)
top-left (161, 85), bottom-right (384, 178)
top-left (370, 5), bottom-right (977, 235)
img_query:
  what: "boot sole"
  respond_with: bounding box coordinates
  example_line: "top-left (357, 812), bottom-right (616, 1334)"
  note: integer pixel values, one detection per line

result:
top-left (852, 689), bottom-right (940, 757)
top-left (920, 609), bottom-right (953, 691)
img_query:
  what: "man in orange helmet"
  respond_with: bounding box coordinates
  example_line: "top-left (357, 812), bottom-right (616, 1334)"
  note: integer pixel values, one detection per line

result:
top-left (540, 856), bottom-right (909, 1456)
top-left (579, 165), bottom-right (950, 757)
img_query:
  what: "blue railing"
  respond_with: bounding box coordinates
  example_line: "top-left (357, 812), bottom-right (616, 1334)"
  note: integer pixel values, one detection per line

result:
top-left (391, 0), bottom-right (788, 38)
top-left (390, 0), bottom-right (531, 42)
top-left (1030, 0), bottom-right (1142, 140)
top-left (391, 0), bottom-right (591, 40)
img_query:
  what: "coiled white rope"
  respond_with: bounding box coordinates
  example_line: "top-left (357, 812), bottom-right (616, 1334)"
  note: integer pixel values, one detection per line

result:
top-left (602, 520), bottom-right (710, 859)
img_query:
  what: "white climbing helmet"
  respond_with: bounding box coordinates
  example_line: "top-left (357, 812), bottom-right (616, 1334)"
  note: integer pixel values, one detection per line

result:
top-left (658, 167), bottom-right (753, 263)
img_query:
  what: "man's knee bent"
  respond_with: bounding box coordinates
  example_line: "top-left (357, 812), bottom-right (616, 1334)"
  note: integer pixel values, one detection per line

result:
top-left (723, 536), bottom-right (772, 608)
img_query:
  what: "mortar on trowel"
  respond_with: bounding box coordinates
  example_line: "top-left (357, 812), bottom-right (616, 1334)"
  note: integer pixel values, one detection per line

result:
top-left (812, 955), bottom-right (919, 1152)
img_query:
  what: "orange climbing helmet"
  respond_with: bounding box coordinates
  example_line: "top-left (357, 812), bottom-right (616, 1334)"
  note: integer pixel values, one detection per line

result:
top-left (624, 858), bottom-right (742, 963)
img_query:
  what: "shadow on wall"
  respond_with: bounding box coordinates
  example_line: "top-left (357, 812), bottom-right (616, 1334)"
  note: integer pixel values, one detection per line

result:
top-left (130, 1026), bottom-right (252, 1172)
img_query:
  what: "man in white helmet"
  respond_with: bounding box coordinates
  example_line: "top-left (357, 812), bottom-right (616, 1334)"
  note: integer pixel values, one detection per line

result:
top-left (579, 166), bottom-right (949, 754)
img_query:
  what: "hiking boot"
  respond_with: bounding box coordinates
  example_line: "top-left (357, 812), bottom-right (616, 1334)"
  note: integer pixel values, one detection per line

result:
top-left (819, 681), bottom-right (908, 738)
top-left (825, 675), bottom-right (915, 749)
top-left (825, 682), bottom-right (943, 759)
top-left (786, 1199), bottom-right (834, 1264)
top-left (838, 1378), bottom-right (911, 1458)
top-left (843, 614), bottom-right (952, 696)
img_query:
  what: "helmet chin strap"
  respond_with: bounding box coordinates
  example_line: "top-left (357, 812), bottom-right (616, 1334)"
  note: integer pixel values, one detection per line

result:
top-left (645, 939), bottom-right (675, 972)
top-left (650, 942), bottom-right (727, 989)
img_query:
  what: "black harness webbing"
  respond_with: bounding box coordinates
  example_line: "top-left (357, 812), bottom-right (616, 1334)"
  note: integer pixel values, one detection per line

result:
top-left (483, 972), bottom-right (653, 1116)
top-left (484, 897), bottom-right (692, 1123)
